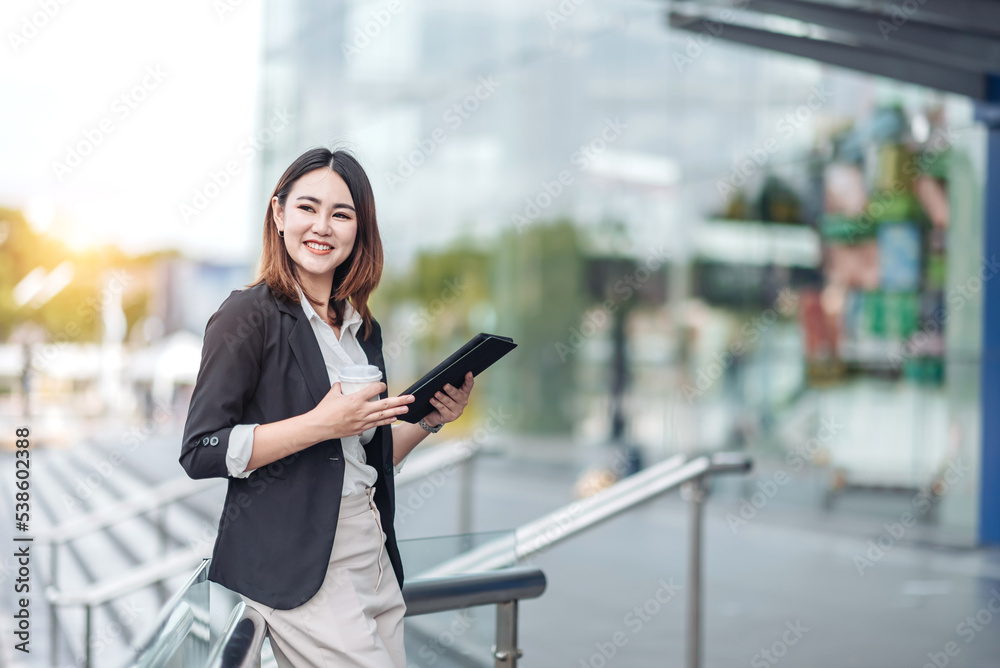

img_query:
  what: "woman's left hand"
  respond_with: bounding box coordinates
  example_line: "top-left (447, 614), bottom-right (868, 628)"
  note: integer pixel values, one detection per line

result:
top-left (425, 372), bottom-right (474, 427)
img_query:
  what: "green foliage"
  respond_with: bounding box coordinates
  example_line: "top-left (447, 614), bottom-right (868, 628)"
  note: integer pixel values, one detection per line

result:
top-left (493, 219), bottom-right (585, 434)
top-left (375, 219), bottom-right (587, 435)
top-left (0, 207), bottom-right (173, 343)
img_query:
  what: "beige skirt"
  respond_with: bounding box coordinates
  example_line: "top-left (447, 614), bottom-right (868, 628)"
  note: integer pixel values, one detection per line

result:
top-left (241, 486), bottom-right (407, 667)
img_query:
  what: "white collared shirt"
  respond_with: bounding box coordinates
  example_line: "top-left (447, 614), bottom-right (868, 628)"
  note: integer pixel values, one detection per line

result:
top-left (225, 284), bottom-right (404, 495)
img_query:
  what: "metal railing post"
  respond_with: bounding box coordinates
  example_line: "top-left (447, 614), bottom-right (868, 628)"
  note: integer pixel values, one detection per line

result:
top-left (50, 594), bottom-right (58, 667)
top-left (84, 603), bottom-right (92, 668)
top-left (682, 476), bottom-right (706, 668)
top-left (459, 457), bottom-right (474, 551)
top-left (50, 544), bottom-right (58, 589)
top-left (158, 505), bottom-right (169, 557)
top-left (49, 543), bottom-right (60, 667)
top-left (493, 600), bottom-right (521, 667)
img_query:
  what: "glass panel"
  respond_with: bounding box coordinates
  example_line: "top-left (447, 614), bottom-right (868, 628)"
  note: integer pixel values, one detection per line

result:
top-left (126, 559), bottom-right (210, 668)
top-left (398, 530), bottom-right (516, 577)
top-left (207, 580), bottom-right (243, 656)
top-left (404, 605), bottom-right (498, 668)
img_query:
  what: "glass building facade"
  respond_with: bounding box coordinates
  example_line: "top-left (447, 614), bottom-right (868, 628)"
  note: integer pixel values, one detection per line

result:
top-left (252, 0), bottom-right (987, 544)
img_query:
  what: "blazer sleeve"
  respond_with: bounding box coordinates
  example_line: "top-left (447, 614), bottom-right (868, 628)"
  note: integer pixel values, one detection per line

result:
top-left (179, 289), bottom-right (265, 480)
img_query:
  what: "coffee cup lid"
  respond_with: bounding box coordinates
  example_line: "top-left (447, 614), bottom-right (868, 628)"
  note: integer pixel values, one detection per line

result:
top-left (339, 364), bottom-right (382, 382)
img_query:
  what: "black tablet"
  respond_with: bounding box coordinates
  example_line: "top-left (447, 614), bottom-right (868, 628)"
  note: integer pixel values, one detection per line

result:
top-left (396, 333), bottom-right (517, 423)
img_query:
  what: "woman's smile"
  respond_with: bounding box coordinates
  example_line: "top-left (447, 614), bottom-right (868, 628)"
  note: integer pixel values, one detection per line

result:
top-left (304, 240), bottom-right (334, 254)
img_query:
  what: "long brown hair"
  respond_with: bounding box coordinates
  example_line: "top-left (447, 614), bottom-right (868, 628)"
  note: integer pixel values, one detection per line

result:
top-left (250, 148), bottom-right (383, 340)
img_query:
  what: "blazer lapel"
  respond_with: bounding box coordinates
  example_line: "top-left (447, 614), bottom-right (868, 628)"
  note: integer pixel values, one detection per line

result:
top-left (277, 294), bottom-right (330, 407)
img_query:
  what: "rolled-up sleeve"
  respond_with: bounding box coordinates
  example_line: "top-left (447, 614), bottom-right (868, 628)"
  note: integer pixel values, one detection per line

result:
top-left (179, 290), bottom-right (266, 480)
top-left (226, 423), bottom-right (260, 478)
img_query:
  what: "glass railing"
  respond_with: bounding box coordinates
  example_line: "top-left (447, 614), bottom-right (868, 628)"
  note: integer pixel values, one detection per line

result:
top-left (126, 531), bottom-right (521, 667)
top-left (398, 530), bottom-right (517, 665)
top-left (399, 529), bottom-right (517, 576)
top-left (123, 559), bottom-right (211, 668)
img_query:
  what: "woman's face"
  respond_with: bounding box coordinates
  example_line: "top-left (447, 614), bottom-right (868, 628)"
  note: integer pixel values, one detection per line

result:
top-left (273, 167), bottom-right (358, 289)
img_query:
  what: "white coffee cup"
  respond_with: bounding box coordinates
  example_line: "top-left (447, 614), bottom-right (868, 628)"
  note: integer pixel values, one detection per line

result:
top-left (338, 364), bottom-right (383, 396)
top-left (339, 365), bottom-right (383, 442)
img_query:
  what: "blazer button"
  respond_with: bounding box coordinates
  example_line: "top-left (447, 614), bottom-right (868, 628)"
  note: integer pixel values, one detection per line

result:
top-left (209, 436), bottom-right (219, 446)
top-left (384, 462), bottom-right (393, 475)
top-left (202, 436), bottom-right (210, 446)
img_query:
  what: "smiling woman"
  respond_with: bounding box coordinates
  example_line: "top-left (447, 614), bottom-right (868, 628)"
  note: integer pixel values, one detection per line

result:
top-left (179, 146), bottom-right (477, 667)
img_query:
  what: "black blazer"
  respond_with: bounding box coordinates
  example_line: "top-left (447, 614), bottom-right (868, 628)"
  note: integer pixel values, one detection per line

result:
top-left (178, 281), bottom-right (403, 610)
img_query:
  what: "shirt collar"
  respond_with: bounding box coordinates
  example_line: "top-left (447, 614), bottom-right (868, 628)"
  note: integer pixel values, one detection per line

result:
top-left (295, 284), bottom-right (362, 332)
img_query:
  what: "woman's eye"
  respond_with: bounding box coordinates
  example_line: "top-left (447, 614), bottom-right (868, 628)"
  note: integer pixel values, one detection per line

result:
top-left (298, 205), bottom-right (315, 213)
top-left (334, 212), bottom-right (351, 219)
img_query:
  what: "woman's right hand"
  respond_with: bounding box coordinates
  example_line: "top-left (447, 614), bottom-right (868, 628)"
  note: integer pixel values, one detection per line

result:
top-left (310, 382), bottom-right (414, 441)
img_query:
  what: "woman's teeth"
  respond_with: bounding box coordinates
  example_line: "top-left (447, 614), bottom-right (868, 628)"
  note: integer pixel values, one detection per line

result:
top-left (305, 242), bottom-right (333, 251)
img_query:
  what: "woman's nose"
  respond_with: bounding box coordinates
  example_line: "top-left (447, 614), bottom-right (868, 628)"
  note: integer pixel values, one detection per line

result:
top-left (312, 218), bottom-right (333, 235)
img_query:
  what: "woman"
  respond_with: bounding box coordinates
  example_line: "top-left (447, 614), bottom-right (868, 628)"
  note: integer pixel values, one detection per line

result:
top-left (179, 147), bottom-right (474, 667)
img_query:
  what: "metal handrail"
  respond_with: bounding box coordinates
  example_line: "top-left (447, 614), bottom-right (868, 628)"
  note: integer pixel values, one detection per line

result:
top-left (132, 602), bottom-right (194, 668)
top-left (414, 452), bottom-right (752, 668)
top-left (35, 477), bottom-right (216, 546)
top-left (415, 452), bottom-right (689, 576)
top-left (402, 567), bottom-right (546, 616)
top-left (38, 475), bottom-right (217, 595)
top-left (48, 547), bottom-right (206, 608)
top-left (206, 567), bottom-right (547, 668)
top-left (203, 602), bottom-right (266, 668)
top-left (394, 439), bottom-right (478, 485)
